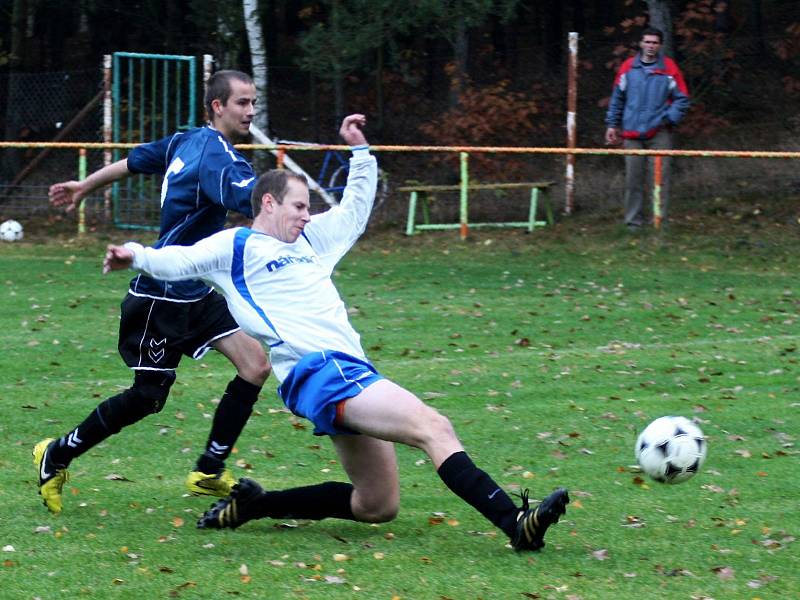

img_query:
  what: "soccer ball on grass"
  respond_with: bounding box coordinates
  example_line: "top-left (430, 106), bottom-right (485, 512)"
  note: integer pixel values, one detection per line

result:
top-left (0, 219), bottom-right (24, 241)
top-left (635, 415), bottom-right (707, 484)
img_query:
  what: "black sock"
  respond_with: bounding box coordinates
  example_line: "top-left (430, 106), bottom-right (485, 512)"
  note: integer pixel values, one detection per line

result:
top-left (253, 482), bottom-right (355, 521)
top-left (437, 451), bottom-right (519, 537)
top-left (48, 405), bottom-right (115, 467)
top-left (196, 375), bottom-right (261, 474)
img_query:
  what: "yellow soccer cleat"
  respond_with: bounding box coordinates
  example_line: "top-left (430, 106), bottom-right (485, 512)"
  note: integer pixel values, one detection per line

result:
top-left (186, 469), bottom-right (235, 497)
top-left (33, 438), bottom-right (69, 514)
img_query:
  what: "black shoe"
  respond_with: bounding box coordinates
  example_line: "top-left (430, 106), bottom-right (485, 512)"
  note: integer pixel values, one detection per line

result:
top-left (196, 478), bottom-right (264, 530)
top-left (511, 488), bottom-right (570, 551)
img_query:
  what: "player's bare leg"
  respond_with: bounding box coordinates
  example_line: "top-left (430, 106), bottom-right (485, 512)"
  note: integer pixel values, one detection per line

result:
top-left (340, 380), bottom-right (569, 551)
top-left (330, 434), bottom-right (400, 523)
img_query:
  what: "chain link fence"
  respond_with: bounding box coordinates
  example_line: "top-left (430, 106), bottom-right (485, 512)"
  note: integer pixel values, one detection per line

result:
top-left (1, 59), bottom-right (798, 235)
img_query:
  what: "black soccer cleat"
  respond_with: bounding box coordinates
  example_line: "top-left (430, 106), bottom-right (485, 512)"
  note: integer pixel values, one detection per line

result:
top-left (197, 477), bottom-right (265, 530)
top-left (511, 487), bottom-right (570, 551)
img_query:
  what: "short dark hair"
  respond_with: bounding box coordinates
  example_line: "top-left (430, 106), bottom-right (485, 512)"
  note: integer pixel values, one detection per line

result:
top-left (641, 27), bottom-right (663, 43)
top-left (204, 70), bottom-right (253, 122)
top-left (251, 170), bottom-right (309, 217)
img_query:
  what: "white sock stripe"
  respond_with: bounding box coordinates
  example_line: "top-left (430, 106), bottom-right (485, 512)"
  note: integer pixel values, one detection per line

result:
top-left (66, 429), bottom-right (83, 448)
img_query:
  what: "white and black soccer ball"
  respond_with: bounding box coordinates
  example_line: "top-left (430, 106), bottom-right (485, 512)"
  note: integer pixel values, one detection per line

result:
top-left (0, 219), bottom-right (23, 242)
top-left (635, 416), bottom-right (707, 484)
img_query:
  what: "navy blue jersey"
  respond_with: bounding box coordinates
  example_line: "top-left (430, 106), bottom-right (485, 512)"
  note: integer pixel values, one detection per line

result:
top-left (125, 125), bottom-right (256, 300)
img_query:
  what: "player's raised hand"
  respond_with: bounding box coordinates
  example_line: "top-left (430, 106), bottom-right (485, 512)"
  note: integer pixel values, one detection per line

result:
top-left (49, 181), bottom-right (84, 212)
top-left (339, 114), bottom-right (368, 147)
top-left (103, 244), bottom-right (134, 274)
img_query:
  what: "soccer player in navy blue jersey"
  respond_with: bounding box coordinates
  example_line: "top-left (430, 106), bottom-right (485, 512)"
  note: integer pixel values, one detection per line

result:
top-left (36, 70), bottom-right (270, 513)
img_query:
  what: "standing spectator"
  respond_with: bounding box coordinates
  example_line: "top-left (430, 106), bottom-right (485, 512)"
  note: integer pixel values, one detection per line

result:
top-left (605, 27), bottom-right (690, 228)
top-left (36, 70), bottom-right (271, 514)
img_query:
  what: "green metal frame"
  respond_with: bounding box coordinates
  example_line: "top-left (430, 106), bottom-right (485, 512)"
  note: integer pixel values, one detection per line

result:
top-left (111, 52), bottom-right (198, 230)
top-left (403, 153), bottom-right (554, 238)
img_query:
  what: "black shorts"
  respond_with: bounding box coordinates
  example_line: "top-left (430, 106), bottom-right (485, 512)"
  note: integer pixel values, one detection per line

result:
top-left (118, 291), bottom-right (240, 371)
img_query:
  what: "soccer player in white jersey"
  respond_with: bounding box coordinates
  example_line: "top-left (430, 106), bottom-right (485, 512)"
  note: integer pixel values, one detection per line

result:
top-left (35, 71), bottom-right (271, 514)
top-left (103, 114), bottom-right (570, 552)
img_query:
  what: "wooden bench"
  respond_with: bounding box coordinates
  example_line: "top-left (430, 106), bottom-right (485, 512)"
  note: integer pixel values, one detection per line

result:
top-left (400, 181), bottom-right (555, 238)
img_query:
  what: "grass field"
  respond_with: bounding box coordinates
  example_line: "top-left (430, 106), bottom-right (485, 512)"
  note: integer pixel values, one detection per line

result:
top-left (1, 219), bottom-right (798, 599)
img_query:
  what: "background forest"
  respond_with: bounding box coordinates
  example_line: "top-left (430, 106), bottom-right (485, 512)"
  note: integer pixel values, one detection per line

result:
top-left (0, 0), bottom-right (798, 221)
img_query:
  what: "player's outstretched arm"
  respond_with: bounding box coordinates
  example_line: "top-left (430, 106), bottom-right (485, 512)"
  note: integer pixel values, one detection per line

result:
top-left (50, 159), bottom-right (132, 212)
top-left (339, 114), bottom-right (368, 147)
top-left (103, 244), bottom-right (134, 274)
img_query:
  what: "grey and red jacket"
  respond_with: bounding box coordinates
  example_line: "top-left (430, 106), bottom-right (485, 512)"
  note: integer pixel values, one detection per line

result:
top-left (605, 53), bottom-right (690, 140)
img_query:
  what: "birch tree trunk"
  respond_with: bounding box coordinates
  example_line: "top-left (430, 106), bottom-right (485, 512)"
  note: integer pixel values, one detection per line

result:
top-left (645, 0), bottom-right (674, 57)
top-left (242, 0), bottom-right (269, 135)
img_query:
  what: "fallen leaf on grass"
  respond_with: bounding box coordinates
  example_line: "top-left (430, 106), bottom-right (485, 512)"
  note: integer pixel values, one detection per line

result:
top-left (712, 566), bottom-right (735, 580)
top-left (169, 582), bottom-right (196, 597)
top-left (172, 517), bottom-right (184, 528)
top-left (591, 549), bottom-right (610, 560)
top-left (622, 515), bottom-right (645, 528)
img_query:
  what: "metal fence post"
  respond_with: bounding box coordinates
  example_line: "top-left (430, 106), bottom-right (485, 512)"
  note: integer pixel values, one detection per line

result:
top-left (460, 152), bottom-right (469, 240)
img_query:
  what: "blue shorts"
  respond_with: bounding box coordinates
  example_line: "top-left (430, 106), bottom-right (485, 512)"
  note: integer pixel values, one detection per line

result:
top-left (277, 350), bottom-right (384, 436)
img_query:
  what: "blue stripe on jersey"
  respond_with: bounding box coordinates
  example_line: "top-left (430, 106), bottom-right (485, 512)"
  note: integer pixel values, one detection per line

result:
top-left (232, 228), bottom-right (284, 347)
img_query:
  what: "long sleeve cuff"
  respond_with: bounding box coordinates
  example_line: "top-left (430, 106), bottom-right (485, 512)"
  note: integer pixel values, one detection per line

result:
top-left (123, 241), bottom-right (145, 270)
top-left (350, 145), bottom-right (370, 159)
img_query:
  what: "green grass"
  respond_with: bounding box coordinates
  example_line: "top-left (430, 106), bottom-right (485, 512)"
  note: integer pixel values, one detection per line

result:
top-left (1, 220), bottom-right (798, 599)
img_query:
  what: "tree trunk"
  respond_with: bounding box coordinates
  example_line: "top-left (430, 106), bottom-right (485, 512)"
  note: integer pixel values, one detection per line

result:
top-left (242, 0), bottom-right (269, 134)
top-left (747, 0), bottom-right (765, 57)
top-left (449, 20), bottom-right (468, 108)
top-left (375, 45), bottom-right (385, 135)
top-left (216, 15), bottom-right (238, 73)
top-left (4, 0), bottom-right (28, 178)
top-left (645, 0), bottom-right (674, 57)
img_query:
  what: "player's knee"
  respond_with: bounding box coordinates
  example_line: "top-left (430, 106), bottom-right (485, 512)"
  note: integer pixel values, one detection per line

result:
top-left (355, 498), bottom-right (399, 523)
top-left (96, 371), bottom-right (175, 434)
top-left (415, 407), bottom-right (458, 447)
top-left (247, 357), bottom-right (271, 387)
top-left (133, 370), bottom-right (176, 413)
top-left (236, 353), bottom-right (271, 387)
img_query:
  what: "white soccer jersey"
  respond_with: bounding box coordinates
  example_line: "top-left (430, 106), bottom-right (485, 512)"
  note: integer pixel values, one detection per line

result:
top-left (126, 152), bottom-right (378, 382)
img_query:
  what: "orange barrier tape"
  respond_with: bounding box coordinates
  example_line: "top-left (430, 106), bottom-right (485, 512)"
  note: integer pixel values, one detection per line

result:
top-left (0, 141), bottom-right (797, 159)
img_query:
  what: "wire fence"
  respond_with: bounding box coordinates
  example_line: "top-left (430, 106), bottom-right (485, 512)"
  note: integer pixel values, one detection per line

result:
top-left (1, 52), bottom-right (799, 236)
